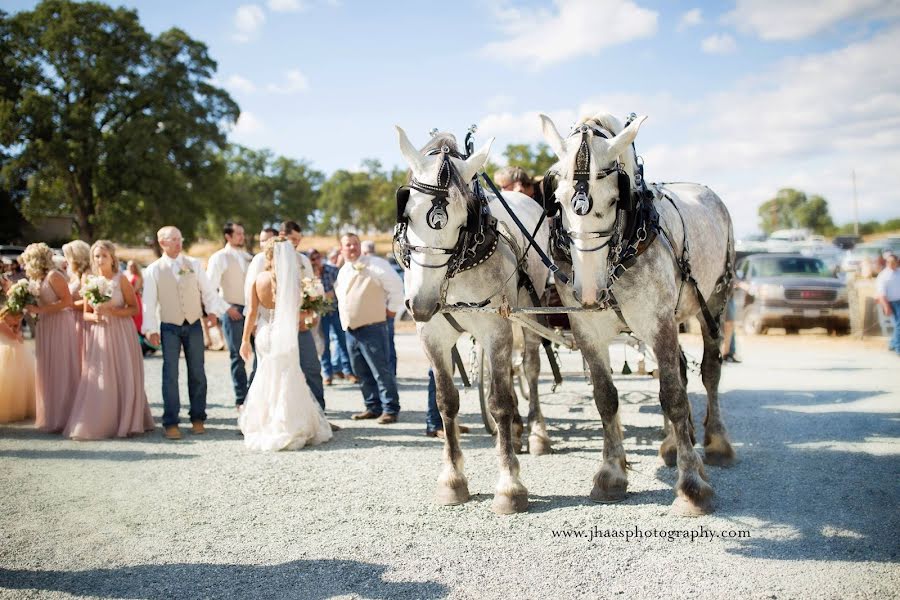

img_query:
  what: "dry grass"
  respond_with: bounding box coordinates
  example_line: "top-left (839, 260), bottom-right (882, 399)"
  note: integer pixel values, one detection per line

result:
top-left (116, 232), bottom-right (396, 267)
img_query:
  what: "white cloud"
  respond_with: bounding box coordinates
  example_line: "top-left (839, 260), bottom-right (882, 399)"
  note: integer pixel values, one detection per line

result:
top-left (225, 74), bottom-right (257, 94)
top-left (267, 0), bottom-right (307, 12)
top-left (486, 94), bottom-right (515, 112)
top-left (232, 4), bottom-right (266, 43)
top-left (701, 33), bottom-right (737, 54)
top-left (481, 0), bottom-right (658, 69)
top-left (724, 0), bottom-right (900, 41)
top-left (233, 111), bottom-right (265, 136)
top-left (265, 69), bottom-right (310, 94)
top-left (475, 28), bottom-right (900, 233)
top-left (677, 8), bottom-right (703, 31)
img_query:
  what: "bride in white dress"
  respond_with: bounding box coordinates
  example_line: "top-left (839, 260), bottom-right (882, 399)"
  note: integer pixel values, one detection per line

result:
top-left (238, 237), bottom-right (332, 451)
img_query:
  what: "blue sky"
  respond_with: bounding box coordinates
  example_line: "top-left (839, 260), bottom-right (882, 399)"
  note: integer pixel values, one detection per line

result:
top-left (8, 0), bottom-right (900, 235)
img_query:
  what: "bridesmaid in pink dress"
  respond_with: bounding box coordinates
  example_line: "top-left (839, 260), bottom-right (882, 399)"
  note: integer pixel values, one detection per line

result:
top-left (62, 240), bottom-right (92, 362)
top-left (21, 243), bottom-right (80, 433)
top-left (65, 241), bottom-right (154, 439)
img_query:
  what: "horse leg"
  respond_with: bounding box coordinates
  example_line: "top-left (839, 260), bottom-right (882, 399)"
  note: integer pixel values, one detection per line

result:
top-left (653, 321), bottom-right (714, 515)
top-left (486, 330), bottom-right (529, 514)
top-left (699, 321), bottom-right (736, 467)
top-left (577, 336), bottom-right (628, 502)
top-left (522, 329), bottom-right (551, 455)
top-left (659, 345), bottom-right (693, 467)
top-left (425, 338), bottom-right (470, 506)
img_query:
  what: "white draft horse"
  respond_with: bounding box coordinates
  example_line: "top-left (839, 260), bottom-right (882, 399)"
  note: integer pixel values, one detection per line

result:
top-left (540, 112), bottom-right (736, 515)
top-left (394, 127), bottom-right (550, 514)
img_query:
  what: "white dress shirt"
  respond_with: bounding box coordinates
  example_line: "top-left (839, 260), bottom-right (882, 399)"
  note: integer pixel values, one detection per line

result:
top-left (335, 254), bottom-right (405, 318)
top-left (207, 244), bottom-right (252, 306)
top-left (142, 253), bottom-right (230, 335)
top-left (876, 266), bottom-right (900, 302)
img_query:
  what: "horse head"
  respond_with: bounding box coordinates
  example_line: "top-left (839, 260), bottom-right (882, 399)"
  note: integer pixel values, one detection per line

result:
top-left (395, 126), bottom-right (493, 322)
top-left (539, 112), bottom-right (646, 306)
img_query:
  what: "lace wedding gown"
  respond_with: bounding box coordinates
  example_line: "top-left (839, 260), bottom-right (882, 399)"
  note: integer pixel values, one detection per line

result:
top-left (238, 242), bottom-right (332, 451)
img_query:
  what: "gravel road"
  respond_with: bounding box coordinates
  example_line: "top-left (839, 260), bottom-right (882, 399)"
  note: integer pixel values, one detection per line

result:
top-left (1, 328), bottom-right (898, 599)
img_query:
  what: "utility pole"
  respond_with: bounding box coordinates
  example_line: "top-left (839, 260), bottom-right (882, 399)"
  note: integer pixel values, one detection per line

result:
top-left (852, 169), bottom-right (859, 236)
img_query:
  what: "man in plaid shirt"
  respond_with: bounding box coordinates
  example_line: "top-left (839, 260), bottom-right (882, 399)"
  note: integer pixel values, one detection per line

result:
top-left (309, 249), bottom-right (355, 384)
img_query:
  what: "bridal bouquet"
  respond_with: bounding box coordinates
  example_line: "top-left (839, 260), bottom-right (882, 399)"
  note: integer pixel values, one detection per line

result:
top-left (83, 275), bottom-right (114, 307)
top-left (4, 279), bottom-right (41, 315)
top-left (301, 277), bottom-right (334, 316)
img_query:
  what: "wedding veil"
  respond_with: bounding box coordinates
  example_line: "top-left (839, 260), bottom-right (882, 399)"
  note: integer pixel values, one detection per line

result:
top-left (270, 240), bottom-right (300, 360)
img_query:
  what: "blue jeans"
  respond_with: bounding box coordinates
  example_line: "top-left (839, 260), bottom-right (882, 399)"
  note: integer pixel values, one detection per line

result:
top-left (890, 300), bottom-right (900, 353)
top-left (346, 321), bottom-right (400, 415)
top-left (320, 310), bottom-right (352, 378)
top-left (426, 368), bottom-right (442, 433)
top-left (386, 316), bottom-right (397, 376)
top-left (299, 329), bottom-right (325, 410)
top-left (221, 304), bottom-right (248, 406)
top-left (160, 320), bottom-right (207, 427)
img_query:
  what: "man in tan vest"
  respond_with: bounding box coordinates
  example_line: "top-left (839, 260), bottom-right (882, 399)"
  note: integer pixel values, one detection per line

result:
top-left (142, 226), bottom-right (230, 440)
top-left (335, 233), bottom-right (404, 423)
top-left (206, 221), bottom-right (252, 409)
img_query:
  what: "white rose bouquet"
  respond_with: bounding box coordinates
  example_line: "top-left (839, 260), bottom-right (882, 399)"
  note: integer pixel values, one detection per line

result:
top-left (4, 279), bottom-right (41, 315)
top-left (300, 277), bottom-right (334, 316)
top-left (82, 275), bottom-right (114, 307)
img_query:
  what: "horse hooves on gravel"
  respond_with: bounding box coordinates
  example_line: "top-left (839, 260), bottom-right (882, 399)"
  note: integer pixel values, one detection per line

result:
top-left (435, 482), bottom-right (471, 506)
top-left (703, 434), bottom-right (737, 467)
top-left (491, 492), bottom-right (529, 514)
top-left (528, 435), bottom-right (552, 456)
top-left (659, 438), bottom-right (678, 468)
top-left (589, 459), bottom-right (628, 503)
top-left (670, 473), bottom-right (714, 516)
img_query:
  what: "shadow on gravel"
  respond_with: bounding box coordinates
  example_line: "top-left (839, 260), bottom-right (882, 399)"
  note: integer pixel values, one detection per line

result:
top-left (679, 388), bottom-right (900, 563)
top-left (0, 560), bottom-right (448, 599)
top-left (0, 449), bottom-right (195, 461)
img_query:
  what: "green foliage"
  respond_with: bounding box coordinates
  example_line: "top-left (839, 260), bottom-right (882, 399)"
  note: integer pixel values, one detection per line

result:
top-left (314, 160), bottom-right (405, 235)
top-left (502, 143), bottom-right (557, 177)
top-left (758, 188), bottom-right (835, 235)
top-left (0, 0), bottom-right (239, 243)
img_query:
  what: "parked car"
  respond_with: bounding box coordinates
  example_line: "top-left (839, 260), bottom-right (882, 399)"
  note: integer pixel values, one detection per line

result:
top-left (0, 245), bottom-right (26, 260)
top-left (832, 235), bottom-right (861, 250)
top-left (797, 241), bottom-right (843, 275)
top-left (735, 233), bottom-right (768, 255)
top-left (735, 253), bottom-right (849, 335)
top-left (840, 242), bottom-right (885, 277)
top-left (765, 228), bottom-right (811, 253)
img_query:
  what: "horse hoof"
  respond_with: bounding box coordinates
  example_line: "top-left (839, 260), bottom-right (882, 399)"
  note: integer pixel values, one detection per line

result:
top-left (590, 460), bottom-right (628, 503)
top-left (528, 435), bottom-right (552, 456)
top-left (670, 493), bottom-right (714, 516)
top-left (590, 484), bottom-right (627, 503)
top-left (659, 443), bottom-right (677, 468)
top-left (703, 434), bottom-right (736, 467)
top-left (671, 472), bottom-right (714, 516)
top-left (491, 492), bottom-right (528, 514)
top-left (435, 482), bottom-right (470, 506)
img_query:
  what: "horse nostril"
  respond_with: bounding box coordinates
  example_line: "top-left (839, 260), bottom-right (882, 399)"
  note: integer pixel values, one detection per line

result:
top-left (404, 299), bottom-right (412, 312)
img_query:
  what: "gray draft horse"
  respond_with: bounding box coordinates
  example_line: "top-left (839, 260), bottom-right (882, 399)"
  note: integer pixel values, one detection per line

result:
top-left (540, 112), bottom-right (736, 516)
top-left (394, 127), bottom-right (551, 514)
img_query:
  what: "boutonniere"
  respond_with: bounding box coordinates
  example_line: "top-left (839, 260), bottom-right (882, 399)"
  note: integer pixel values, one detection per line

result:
top-left (178, 266), bottom-right (194, 276)
top-left (352, 262), bottom-right (366, 272)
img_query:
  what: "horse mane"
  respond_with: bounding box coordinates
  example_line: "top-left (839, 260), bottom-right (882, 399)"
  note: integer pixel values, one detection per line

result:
top-left (573, 112), bottom-right (640, 187)
top-left (418, 133), bottom-right (476, 212)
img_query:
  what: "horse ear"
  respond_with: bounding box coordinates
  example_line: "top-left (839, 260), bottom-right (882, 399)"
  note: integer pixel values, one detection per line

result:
top-left (395, 126), bottom-right (426, 174)
top-left (539, 114), bottom-right (566, 158)
top-left (607, 115), bottom-right (647, 159)
top-left (460, 137), bottom-right (494, 182)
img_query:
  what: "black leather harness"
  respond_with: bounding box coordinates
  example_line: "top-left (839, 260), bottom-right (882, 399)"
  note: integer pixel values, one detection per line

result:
top-left (393, 147), bottom-right (499, 278)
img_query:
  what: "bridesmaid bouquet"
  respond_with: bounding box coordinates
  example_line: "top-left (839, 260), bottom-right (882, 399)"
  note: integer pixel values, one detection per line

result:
top-left (5, 279), bottom-right (40, 315)
top-left (301, 277), bottom-right (334, 316)
top-left (83, 275), bottom-right (114, 307)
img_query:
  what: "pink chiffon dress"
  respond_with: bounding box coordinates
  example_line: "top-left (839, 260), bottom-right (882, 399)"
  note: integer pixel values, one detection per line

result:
top-left (34, 273), bottom-right (80, 433)
top-left (69, 277), bottom-right (87, 365)
top-left (64, 273), bottom-right (154, 439)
